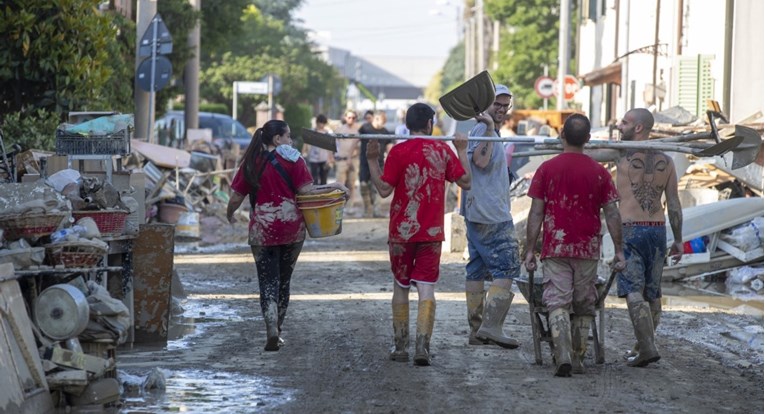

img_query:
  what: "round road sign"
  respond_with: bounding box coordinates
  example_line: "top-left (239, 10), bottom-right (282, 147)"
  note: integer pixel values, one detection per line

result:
top-left (553, 75), bottom-right (580, 101)
top-left (534, 76), bottom-right (555, 99)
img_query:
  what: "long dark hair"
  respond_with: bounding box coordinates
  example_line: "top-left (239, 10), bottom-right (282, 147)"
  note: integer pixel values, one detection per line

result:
top-left (241, 120), bottom-right (289, 191)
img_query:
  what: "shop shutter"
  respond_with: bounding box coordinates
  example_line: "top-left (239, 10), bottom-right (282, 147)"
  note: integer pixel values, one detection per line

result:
top-left (674, 55), bottom-right (715, 117)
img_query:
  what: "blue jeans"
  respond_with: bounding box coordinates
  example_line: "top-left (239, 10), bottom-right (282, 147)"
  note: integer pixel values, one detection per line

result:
top-left (465, 219), bottom-right (520, 281)
top-left (617, 225), bottom-right (666, 301)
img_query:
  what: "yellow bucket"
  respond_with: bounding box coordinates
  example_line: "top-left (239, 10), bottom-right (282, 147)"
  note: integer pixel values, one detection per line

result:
top-left (297, 192), bottom-right (345, 238)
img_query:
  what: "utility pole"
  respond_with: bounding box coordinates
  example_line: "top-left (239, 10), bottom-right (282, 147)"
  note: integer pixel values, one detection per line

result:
top-left (134, 0), bottom-right (157, 140)
top-left (557, 0), bottom-right (571, 110)
top-left (476, 0), bottom-right (484, 71)
top-left (184, 0), bottom-right (201, 136)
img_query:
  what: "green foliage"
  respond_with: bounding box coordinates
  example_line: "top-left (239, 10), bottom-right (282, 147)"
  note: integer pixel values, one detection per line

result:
top-left (0, 0), bottom-right (116, 114)
top-left (1, 109), bottom-right (61, 152)
top-left (284, 102), bottom-right (313, 147)
top-left (441, 41), bottom-right (467, 93)
top-left (199, 3), bottom-right (345, 127)
top-left (200, 103), bottom-right (230, 114)
top-left (93, 12), bottom-right (135, 113)
top-left (155, 0), bottom-right (201, 112)
top-left (484, 0), bottom-right (570, 109)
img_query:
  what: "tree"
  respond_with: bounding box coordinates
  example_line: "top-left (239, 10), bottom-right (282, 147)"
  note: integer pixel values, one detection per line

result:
top-left (0, 0), bottom-right (116, 114)
top-left (196, 4), bottom-right (345, 127)
top-left (485, 0), bottom-right (569, 109)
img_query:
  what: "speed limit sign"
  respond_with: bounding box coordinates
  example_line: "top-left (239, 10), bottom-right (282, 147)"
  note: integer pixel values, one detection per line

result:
top-left (534, 76), bottom-right (555, 99)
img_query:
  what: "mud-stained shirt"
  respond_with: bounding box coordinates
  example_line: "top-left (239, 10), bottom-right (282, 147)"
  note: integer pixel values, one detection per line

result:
top-left (381, 138), bottom-right (466, 243)
top-left (231, 153), bottom-right (314, 246)
top-left (527, 153), bottom-right (619, 260)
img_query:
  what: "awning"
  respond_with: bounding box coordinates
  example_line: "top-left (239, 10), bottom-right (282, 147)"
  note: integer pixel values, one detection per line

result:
top-left (580, 62), bottom-right (622, 86)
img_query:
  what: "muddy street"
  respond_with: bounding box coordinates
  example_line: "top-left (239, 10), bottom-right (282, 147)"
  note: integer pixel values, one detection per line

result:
top-left (118, 218), bottom-right (763, 413)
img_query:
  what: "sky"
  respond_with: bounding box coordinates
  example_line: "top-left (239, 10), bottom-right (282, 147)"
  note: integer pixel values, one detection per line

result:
top-left (294, 0), bottom-right (461, 60)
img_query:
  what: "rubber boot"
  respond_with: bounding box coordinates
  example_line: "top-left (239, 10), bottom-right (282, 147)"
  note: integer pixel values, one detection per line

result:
top-left (276, 307), bottom-right (287, 348)
top-left (627, 300), bottom-right (660, 367)
top-left (476, 286), bottom-right (519, 349)
top-left (390, 303), bottom-right (409, 362)
top-left (466, 291), bottom-right (489, 345)
top-left (263, 302), bottom-right (280, 351)
top-left (624, 300), bottom-right (661, 361)
top-left (414, 300), bottom-right (436, 366)
top-left (549, 308), bottom-right (573, 377)
top-left (570, 315), bottom-right (593, 374)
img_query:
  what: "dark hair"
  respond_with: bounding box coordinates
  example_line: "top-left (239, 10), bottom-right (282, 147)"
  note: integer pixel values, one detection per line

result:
top-left (406, 103), bottom-right (435, 133)
top-left (241, 120), bottom-right (289, 190)
top-left (316, 114), bottom-right (328, 124)
top-left (562, 114), bottom-right (591, 147)
top-left (364, 110), bottom-right (374, 118)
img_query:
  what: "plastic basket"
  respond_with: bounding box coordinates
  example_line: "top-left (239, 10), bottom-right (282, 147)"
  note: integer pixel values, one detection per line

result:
top-left (0, 212), bottom-right (68, 240)
top-left (72, 210), bottom-right (129, 237)
top-left (55, 129), bottom-right (131, 156)
top-left (45, 241), bottom-right (107, 268)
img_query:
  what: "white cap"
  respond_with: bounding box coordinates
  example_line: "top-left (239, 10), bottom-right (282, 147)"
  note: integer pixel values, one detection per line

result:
top-left (495, 84), bottom-right (512, 97)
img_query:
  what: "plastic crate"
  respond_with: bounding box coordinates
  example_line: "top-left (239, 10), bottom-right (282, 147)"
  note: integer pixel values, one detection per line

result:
top-left (55, 129), bottom-right (131, 156)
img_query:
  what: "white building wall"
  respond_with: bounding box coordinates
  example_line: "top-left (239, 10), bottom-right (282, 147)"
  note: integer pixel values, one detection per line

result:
top-left (730, 0), bottom-right (764, 122)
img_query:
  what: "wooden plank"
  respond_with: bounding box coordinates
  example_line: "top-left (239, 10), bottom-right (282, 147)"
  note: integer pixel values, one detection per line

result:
top-left (131, 224), bottom-right (175, 343)
top-left (130, 139), bottom-right (191, 169)
top-left (0, 264), bottom-right (55, 413)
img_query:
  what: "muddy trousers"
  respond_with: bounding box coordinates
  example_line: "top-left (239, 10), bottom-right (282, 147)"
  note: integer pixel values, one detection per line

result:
top-left (251, 242), bottom-right (303, 350)
top-left (359, 181), bottom-right (377, 217)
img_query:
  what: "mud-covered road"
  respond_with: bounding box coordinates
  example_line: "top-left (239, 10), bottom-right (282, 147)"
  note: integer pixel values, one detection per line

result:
top-left (119, 217), bottom-right (763, 413)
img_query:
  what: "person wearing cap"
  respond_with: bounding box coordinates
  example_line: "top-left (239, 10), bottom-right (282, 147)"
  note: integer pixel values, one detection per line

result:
top-left (523, 114), bottom-right (626, 376)
top-left (366, 103), bottom-right (471, 366)
top-left (460, 84), bottom-right (523, 350)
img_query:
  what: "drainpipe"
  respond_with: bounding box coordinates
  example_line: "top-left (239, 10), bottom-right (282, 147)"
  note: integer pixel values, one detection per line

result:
top-left (557, 0), bottom-right (571, 110)
top-left (651, 0), bottom-right (661, 106)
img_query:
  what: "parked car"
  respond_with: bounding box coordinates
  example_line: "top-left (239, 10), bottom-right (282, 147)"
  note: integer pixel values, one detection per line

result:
top-left (154, 111), bottom-right (251, 150)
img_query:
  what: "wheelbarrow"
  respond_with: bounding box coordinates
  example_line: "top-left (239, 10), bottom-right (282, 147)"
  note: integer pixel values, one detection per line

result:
top-left (516, 269), bottom-right (617, 365)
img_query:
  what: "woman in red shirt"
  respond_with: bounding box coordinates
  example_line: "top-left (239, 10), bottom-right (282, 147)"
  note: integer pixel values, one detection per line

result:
top-left (227, 120), bottom-right (348, 351)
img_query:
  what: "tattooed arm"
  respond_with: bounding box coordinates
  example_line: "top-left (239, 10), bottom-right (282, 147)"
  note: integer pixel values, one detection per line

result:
top-left (664, 159), bottom-right (684, 260)
top-left (471, 113), bottom-right (496, 169)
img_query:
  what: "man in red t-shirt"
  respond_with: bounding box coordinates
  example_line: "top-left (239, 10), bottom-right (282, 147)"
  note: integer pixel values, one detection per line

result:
top-left (524, 114), bottom-right (626, 377)
top-left (366, 103), bottom-right (471, 366)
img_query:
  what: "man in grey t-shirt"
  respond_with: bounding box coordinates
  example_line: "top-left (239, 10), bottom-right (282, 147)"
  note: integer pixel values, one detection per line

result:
top-left (459, 84), bottom-right (521, 349)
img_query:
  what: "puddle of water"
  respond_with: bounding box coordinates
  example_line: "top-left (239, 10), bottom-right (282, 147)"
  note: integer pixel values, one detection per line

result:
top-left (174, 242), bottom-right (246, 255)
top-left (661, 281), bottom-right (764, 316)
top-left (120, 369), bottom-right (293, 413)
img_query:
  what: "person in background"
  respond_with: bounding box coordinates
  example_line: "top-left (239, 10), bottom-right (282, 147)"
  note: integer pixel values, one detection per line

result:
top-left (524, 114), bottom-right (626, 377)
top-left (226, 120), bottom-right (348, 352)
top-left (358, 111), bottom-right (392, 217)
top-left (335, 110), bottom-right (361, 213)
top-left (366, 103), bottom-right (471, 366)
top-left (460, 84), bottom-right (522, 350)
top-left (302, 114), bottom-right (334, 185)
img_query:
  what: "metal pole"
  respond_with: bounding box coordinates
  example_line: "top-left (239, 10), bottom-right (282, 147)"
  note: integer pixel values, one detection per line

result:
top-left (147, 17), bottom-right (158, 143)
top-left (184, 0), bottom-right (201, 137)
top-left (268, 74), bottom-right (274, 120)
top-left (233, 82), bottom-right (238, 121)
top-left (544, 65), bottom-right (549, 110)
top-left (134, 0), bottom-right (156, 140)
top-left (557, 0), bottom-right (570, 110)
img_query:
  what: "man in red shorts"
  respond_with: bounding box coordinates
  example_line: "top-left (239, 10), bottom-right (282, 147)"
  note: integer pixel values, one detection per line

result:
top-left (523, 114), bottom-right (626, 376)
top-left (366, 103), bottom-right (472, 366)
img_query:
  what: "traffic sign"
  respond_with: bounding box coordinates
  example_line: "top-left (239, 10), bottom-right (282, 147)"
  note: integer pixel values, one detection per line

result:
top-left (554, 75), bottom-right (580, 101)
top-left (237, 81), bottom-right (268, 94)
top-left (139, 14), bottom-right (173, 57)
top-left (534, 76), bottom-right (555, 99)
top-left (136, 56), bottom-right (172, 91)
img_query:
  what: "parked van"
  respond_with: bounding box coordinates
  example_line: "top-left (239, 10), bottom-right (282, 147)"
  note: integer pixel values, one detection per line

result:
top-left (154, 111), bottom-right (251, 149)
